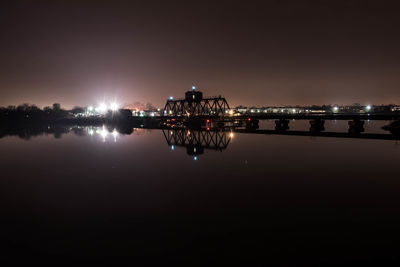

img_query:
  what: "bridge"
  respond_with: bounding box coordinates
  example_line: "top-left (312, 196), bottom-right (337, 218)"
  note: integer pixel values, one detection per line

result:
top-left (135, 88), bottom-right (397, 134)
top-left (163, 89), bottom-right (230, 118)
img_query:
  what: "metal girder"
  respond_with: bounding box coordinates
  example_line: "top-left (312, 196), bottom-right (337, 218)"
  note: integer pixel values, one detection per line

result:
top-left (163, 97), bottom-right (230, 118)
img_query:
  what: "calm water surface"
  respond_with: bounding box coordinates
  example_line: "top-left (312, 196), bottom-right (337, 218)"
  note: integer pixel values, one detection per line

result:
top-left (1, 121), bottom-right (400, 265)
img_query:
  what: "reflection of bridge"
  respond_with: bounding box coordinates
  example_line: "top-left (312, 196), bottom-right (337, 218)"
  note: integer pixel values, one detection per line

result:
top-left (162, 128), bottom-right (231, 157)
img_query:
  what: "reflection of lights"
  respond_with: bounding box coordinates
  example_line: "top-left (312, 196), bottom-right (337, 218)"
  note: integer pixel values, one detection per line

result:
top-left (229, 132), bottom-right (234, 138)
top-left (100, 126), bottom-right (108, 141)
top-left (112, 129), bottom-right (118, 142)
top-left (171, 145), bottom-right (175, 150)
top-left (110, 102), bottom-right (118, 111)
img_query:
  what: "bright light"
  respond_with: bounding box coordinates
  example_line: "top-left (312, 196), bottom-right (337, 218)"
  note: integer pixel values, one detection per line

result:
top-left (100, 126), bottom-right (108, 141)
top-left (171, 145), bottom-right (175, 150)
top-left (88, 129), bottom-right (94, 136)
top-left (98, 103), bottom-right (107, 113)
top-left (229, 110), bottom-right (234, 115)
top-left (112, 129), bottom-right (118, 142)
top-left (110, 102), bottom-right (118, 111)
top-left (292, 109), bottom-right (296, 113)
top-left (87, 106), bottom-right (93, 111)
top-left (366, 105), bottom-right (372, 111)
top-left (194, 156), bottom-right (197, 161)
top-left (229, 132), bottom-right (234, 138)
top-left (333, 106), bottom-right (339, 112)
top-left (192, 86), bottom-right (196, 90)
top-left (169, 96), bottom-right (173, 100)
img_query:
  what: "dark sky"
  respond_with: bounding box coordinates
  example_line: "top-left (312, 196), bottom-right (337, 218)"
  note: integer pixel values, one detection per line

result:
top-left (1, 0), bottom-right (399, 108)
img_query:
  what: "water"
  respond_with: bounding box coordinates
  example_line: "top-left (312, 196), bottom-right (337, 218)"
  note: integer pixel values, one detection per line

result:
top-left (1, 122), bottom-right (400, 265)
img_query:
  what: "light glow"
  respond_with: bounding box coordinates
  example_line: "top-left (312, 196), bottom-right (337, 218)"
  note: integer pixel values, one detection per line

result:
top-left (112, 128), bottom-right (118, 142)
top-left (110, 102), bottom-right (118, 111)
top-left (100, 126), bottom-right (108, 141)
top-left (98, 103), bottom-right (107, 113)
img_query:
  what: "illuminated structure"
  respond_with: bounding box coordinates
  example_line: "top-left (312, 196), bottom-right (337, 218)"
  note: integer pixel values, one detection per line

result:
top-left (163, 87), bottom-right (230, 118)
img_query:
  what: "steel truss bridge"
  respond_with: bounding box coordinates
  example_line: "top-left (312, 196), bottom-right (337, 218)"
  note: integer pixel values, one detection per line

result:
top-left (163, 95), bottom-right (230, 118)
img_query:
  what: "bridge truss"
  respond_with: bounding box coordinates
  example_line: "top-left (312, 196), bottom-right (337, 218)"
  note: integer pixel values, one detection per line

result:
top-left (163, 96), bottom-right (230, 118)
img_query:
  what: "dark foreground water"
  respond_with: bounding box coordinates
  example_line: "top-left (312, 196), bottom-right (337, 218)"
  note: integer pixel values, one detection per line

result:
top-left (1, 121), bottom-right (400, 265)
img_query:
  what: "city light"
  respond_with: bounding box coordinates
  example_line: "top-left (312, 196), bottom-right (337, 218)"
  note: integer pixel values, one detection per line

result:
top-left (333, 106), bottom-right (339, 112)
top-left (171, 145), bottom-right (175, 150)
top-left (366, 105), bottom-right (372, 111)
top-left (110, 102), bottom-right (118, 111)
top-left (194, 156), bottom-right (197, 161)
top-left (87, 106), bottom-right (93, 111)
top-left (229, 110), bottom-right (234, 115)
top-left (169, 96), bottom-right (173, 100)
top-left (229, 132), bottom-right (234, 138)
top-left (98, 103), bottom-right (107, 113)
top-left (192, 86), bottom-right (196, 90)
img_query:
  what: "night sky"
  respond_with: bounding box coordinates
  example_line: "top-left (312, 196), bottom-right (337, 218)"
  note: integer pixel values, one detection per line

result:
top-left (1, 0), bottom-right (399, 108)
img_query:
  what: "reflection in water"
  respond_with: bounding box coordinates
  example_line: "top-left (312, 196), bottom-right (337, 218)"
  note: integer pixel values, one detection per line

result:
top-left (0, 124), bottom-right (134, 141)
top-left (162, 129), bottom-right (232, 159)
top-left (1, 122), bottom-right (400, 265)
top-left (0, 124), bottom-right (234, 158)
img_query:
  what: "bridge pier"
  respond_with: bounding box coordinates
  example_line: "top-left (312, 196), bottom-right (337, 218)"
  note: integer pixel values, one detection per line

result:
top-left (382, 120), bottom-right (400, 135)
top-left (348, 119), bottom-right (365, 134)
top-left (275, 119), bottom-right (289, 131)
top-left (309, 119), bottom-right (325, 132)
top-left (246, 118), bottom-right (259, 130)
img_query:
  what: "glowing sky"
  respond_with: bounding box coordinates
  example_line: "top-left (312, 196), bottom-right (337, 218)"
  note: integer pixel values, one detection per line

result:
top-left (1, 0), bottom-right (399, 108)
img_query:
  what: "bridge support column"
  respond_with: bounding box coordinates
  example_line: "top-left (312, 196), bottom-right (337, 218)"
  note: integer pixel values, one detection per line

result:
top-left (246, 118), bottom-right (259, 130)
top-left (348, 119), bottom-right (365, 134)
top-left (382, 120), bottom-right (400, 135)
top-left (309, 119), bottom-right (325, 132)
top-left (275, 119), bottom-right (289, 131)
